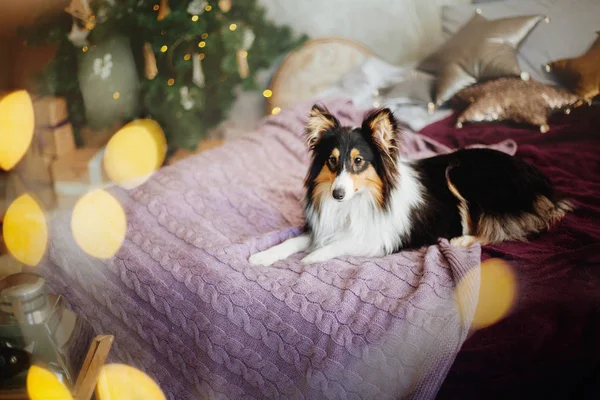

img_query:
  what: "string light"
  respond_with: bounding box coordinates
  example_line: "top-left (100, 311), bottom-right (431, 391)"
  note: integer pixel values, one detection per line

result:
top-left (113, 92), bottom-right (120, 99)
top-left (240, 50), bottom-right (248, 58)
top-left (199, 53), bottom-right (206, 60)
top-left (205, 5), bottom-right (212, 11)
top-left (82, 46), bottom-right (89, 52)
top-left (263, 89), bottom-right (273, 98)
top-left (167, 78), bottom-right (175, 86)
top-left (153, 4), bottom-right (159, 10)
top-left (271, 107), bottom-right (281, 115)
top-left (184, 53), bottom-right (191, 60)
top-left (191, 15), bottom-right (199, 22)
top-left (229, 23), bottom-right (237, 31)
top-left (198, 41), bottom-right (206, 48)
top-left (160, 45), bottom-right (168, 52)
top-left (201, 33), bottom-right (209, 39)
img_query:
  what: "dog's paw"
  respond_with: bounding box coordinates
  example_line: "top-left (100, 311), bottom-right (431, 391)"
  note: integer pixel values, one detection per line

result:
top-left (249, 251), bottom-right (280, 267)
top-left (450, 235), bottom-right (479, 248)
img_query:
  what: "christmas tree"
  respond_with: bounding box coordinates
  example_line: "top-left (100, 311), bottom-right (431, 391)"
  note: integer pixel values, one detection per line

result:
top-left (22, 0), bottom-right (306, 150)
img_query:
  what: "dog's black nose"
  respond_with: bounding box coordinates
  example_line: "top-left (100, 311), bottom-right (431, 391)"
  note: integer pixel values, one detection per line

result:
top-left (332, 188), bottom-right (345, 200)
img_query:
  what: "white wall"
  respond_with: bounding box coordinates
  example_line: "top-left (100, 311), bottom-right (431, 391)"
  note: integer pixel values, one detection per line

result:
top-left (258, 0), bottom-right (471, 65)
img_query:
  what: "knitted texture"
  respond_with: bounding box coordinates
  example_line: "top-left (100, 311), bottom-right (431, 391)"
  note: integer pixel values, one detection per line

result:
top-left (38, 98), bottom-right (515, 399)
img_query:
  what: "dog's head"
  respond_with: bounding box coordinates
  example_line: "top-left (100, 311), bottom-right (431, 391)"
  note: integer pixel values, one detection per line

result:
top-left (304, 104), bottom-right (400, 208)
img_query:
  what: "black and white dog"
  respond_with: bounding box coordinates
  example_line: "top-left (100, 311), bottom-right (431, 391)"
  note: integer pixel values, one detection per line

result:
top-left (249, 105), bottom-right (572, 266)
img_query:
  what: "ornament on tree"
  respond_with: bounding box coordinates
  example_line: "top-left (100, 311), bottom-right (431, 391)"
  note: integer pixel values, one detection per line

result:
top-left (67, 20), bottom-right (90, 47)
top-left (192, 53), bottom-right (205, 87)
top-left (78, 35), bottom-right (140, 129)
top-left (179, 86), bottom-right (195, 110)
top-left (236, 50), bottom-right (249, 79)
top-left (218, 0), bottom-right (232, 13)
top-left (157, 0), bottom-right (171, 20)
top-left (236, 28), bottom-right (255, 79)
top-left (65, 0), bottom-right (92, 21)
top-left (92, 54), bottom-right (113, 80)
top-left (143, 42), bottom-right (158, 80)
top-left (187, 0), bottom-right (208, 15)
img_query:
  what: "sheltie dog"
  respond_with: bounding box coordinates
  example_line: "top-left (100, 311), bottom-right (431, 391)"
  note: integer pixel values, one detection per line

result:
top-left (249, 105), bottom-right (573, 266)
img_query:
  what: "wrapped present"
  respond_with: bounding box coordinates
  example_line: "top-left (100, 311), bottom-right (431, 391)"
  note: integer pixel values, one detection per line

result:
top-left (36, 123), bottom-right (76, 159)
top-left (32, 96), bottom-right (76, 159)
top-left (33, 96), bottom-right (68, 128)
top-left (1, 145), bottom-right (57, 218)
top-left (51, 148), bottom-right (110, 209)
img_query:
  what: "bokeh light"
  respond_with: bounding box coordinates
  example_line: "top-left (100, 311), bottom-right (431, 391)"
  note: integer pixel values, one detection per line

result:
top-left (457, 258), bottom-right (517, 331)
top-left (27, 365), bottom-right (73, 400)
top-left (96, 364), bottom-right (166, 400)
top-left (262, 89), bottom-right (273, 98)
top-left (71, 190), bottom-right (127, 259)
top-left (3, 194), bottom-right (48, 267)
top-left (0, 90), bottom-right (35, 171)
top-left (103, 119), bottom-right (167, 189)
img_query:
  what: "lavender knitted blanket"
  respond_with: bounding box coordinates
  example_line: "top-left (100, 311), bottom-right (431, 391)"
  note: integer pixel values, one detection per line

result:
top-left (40, 98), bottom-right (516, 399)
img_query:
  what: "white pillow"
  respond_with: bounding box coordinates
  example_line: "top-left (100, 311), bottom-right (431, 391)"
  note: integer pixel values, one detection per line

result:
top-left (442, 0), bottom-right (600, 86)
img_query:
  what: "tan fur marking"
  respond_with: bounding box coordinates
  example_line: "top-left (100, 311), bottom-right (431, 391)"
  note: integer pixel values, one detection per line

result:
top-left (350, 148), bottom-right (360, 160)
top-left (476, 196), bottom-right (573, 245)
top-left (446, 174), bottom-right (473, 236)
top-left (306, 108), bottom-right (336, 147)
top-left (312, 165), bottom-right (335, 206)
top-left (332, 148), bottom-right (340, 159)
top-left (369, 113), bottom-right (395, 150)
top-left (350, 165), bottom-right (384, 207)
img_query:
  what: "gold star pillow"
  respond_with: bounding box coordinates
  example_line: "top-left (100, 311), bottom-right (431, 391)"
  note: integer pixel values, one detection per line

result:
top-left (418, 13), bottom-right (544, 106)
top-left (546, 32), bottom-right (600, 102)
top-left (453, 77), bottom-right (580, 132)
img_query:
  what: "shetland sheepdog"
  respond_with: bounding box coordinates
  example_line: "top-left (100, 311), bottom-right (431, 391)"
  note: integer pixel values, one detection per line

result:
top-left (249, 105), bottom-right (573, 266)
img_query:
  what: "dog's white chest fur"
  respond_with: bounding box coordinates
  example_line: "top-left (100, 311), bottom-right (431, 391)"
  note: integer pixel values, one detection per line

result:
top-left (306, 162), bottom-right (424, 256)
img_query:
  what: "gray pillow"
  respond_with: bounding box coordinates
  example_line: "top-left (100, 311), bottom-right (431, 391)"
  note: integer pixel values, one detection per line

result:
top-left (442, 0), bottom-right (600, 86)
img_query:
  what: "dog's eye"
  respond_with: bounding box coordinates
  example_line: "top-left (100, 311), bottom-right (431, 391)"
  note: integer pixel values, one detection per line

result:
top-left (354, 157), bottom-right (363, 164)
top-left (328, 156), bottom-right (337, 165)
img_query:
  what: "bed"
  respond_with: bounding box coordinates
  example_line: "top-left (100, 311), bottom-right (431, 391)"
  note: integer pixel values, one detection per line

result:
top-left (35, 93), bottom-right (600, 399)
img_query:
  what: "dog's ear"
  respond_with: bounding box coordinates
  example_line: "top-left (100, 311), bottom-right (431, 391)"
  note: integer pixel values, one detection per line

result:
top-left (305, 104), bottom-right (339, 149)
top-left (362, 108), bottom-right (399, 152)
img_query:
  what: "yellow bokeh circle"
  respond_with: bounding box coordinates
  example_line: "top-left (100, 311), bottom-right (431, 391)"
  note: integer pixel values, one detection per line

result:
top-left (27, 365), bottom-right (73, 400)
top-left (103, 119), bottom-right (167, 189)
top-left (96, 364), bottom-right (166, 400)
top-left (0, 90), bottom-right (35, 171)
top-left (3, 194), bottom-right (48, 267)
top-left (71, 189), bottom-right (127, 259)
top-left (457, 258), bottom-right (518, 331)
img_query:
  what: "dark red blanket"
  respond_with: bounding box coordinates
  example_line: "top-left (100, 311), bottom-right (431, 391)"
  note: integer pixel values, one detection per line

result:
top-left (421, 106), bottom-right (600, 399)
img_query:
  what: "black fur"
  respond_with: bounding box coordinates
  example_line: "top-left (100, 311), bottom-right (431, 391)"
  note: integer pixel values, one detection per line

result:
top-left (406, 148), bottom-right (565, 249)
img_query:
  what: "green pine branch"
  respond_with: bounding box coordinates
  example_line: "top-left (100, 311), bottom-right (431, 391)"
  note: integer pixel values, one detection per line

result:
top-left (22, 0), bottom-right (307, 150)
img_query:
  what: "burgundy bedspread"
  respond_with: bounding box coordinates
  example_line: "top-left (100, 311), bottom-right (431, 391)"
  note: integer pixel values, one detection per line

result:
top-left (422, 106), bottom-right (600, 399)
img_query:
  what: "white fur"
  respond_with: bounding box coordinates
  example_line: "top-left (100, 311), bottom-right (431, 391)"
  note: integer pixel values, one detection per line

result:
top-left (249, 234), bottom-right (311, 266)
top-left (331, 170), bottom-right (355, 201)
top-left (249, 159), bottom-right (425, 266)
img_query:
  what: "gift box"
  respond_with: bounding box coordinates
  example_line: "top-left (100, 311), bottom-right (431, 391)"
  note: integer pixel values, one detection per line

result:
top-left (51, 147), bottom-right (110, 209)
top-left (1, 145), bottom-right (57, 219)
top-left (36, 123), bottom-right (76, 159)
top-left (32, 96), bottom-right (76, 159)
